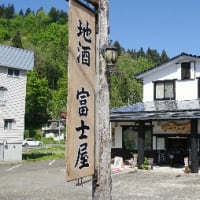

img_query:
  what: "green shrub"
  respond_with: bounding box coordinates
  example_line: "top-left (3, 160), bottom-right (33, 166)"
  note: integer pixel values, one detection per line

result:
top-left (24, 129), bottom-right (42, 140)
top-left (141, 157), bottom-right (149, 170)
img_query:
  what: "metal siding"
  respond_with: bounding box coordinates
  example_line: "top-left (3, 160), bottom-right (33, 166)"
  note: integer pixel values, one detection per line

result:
top-left (0, 45), bottom-right (33, 162)
top-left (0, 45), bottom-right (34, 70)
top-left (0, 74), bottom-right (26, 128)
top-left (3, 143), bottom-right (22, 162)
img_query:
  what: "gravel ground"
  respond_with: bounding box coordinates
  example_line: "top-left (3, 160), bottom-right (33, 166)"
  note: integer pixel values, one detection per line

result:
top-left (112, 166), bottom-right (200, 200)
top-left (0, 160), bottom-right (200, 200)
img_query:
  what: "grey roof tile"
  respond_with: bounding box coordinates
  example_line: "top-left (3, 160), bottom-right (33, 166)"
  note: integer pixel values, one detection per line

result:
top-left (110, 100), bottom-right (200, 121)
top-left (111, 100), bottom-right (200, 113)
top-left (0, 44), bottom-right (34, 70)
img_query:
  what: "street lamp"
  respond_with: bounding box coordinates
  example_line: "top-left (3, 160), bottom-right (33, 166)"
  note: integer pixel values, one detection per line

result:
top-left (102, 41), bottom-right (118, 67)
top-left (101, 41), bottom-right (118, 90)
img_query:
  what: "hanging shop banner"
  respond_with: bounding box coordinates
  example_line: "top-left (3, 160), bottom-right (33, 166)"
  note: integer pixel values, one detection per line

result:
top-left (66, 0), bottom-right (95, 181)
top-left (161, 121), bottom-right (191, 134)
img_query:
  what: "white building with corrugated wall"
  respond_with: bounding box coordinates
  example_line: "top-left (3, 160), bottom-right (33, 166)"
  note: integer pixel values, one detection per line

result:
top-left (0, 44), bottom-right (34, 162)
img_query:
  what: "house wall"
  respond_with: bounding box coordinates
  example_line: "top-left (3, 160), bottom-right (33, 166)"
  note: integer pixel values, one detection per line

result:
top-left (0, 67), bottom-right (27, 162)
top-left (176, 80), bottom-right (197, 100)
top-left (142, 59), bottom-right (200, 102)
top-left (3, 142), bottom-right (22, 162)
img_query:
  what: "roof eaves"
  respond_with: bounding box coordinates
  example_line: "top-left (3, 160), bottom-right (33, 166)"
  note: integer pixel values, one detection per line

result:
top-left (135, 52), bottom-right (200, 79)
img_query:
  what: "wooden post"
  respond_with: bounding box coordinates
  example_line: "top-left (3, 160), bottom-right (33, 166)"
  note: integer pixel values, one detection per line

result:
top-left (138, 121), bottom-right (145, 168)
top-left (190, 119), bottom-right (199, 173)
top-left (92, 0), bottom-right (112, 199)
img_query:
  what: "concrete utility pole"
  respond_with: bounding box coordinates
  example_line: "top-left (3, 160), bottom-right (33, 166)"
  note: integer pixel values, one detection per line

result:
top-left (92, 0), bottom-right (112, 199)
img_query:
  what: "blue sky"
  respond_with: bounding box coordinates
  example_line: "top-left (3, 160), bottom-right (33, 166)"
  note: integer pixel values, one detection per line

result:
top-left (2, 0), bottom-right (200, 58)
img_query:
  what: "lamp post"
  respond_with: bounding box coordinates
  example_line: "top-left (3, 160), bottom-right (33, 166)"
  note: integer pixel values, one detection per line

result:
top-left (92, 0), bottom-right (118, 199)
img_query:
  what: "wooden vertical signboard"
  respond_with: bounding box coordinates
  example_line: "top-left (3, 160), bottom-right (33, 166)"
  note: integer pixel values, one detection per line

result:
top-left (66, 0), bottom-right (95, 181)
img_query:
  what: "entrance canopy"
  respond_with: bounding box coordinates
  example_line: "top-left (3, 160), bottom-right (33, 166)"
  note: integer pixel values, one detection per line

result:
top-left (110, 99), bottom-right (200, 121)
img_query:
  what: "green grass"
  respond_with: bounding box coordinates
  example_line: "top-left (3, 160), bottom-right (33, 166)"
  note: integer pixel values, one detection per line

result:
top-left (41, 137), bottom-right (65, 144)
top-left (22, 145), bottom-right (65, 162)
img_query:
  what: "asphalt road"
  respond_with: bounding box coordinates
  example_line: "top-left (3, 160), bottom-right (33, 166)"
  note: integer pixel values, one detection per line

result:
top-left (1, 159), bottom-right (200, 200)
top-left (0, 159), bottom-right (92, 200)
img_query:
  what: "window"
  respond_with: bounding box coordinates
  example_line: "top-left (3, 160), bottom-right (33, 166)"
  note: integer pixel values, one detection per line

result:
top-left (181, 62), bottom-right (190, 80)
top-left (144, 127), bottom-right (152, 150)
top-left (123, 127), bottom-right (138, 151)
top-left (198, 78), bottom-right (200, 99)
top-left (8, 68), bottom-right (20, 77)
top-left (112, 128), bottom-right (115, 147)
top-left (154, 80), bottom-right (175, 100)
top-left (0, 87), bottom-right (7, 105)
top-left (123, 126), bottom-right (152, 151)
top-left (4, 119), bottom-right (14, 130)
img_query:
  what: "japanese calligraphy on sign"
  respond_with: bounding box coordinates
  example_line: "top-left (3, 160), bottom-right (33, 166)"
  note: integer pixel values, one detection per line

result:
top-left (66, 0), bottom-right (95, 181)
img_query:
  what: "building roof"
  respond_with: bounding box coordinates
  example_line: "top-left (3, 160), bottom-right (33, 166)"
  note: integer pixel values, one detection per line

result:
top-left (110, 99), bottom-right (200, 121)
top-left (0, 44), bottom-right (34, 70)
top-left (135, 52), bottom-right (200, 79)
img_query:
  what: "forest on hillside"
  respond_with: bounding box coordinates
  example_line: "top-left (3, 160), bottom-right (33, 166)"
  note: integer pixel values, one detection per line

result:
top-left (0, 4), bottom-right (169, 132)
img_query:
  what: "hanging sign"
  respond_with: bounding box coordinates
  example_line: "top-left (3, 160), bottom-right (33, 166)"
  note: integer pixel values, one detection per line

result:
top-left (161, 121), bottom-right (191, 134)
top-left (66, 0), bottom-right (95, 181)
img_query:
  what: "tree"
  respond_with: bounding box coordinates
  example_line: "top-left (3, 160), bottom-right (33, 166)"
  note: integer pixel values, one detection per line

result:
top-left (25, 8), bottom-right (32, 16)
top-left (160, 49), bottom-right (169, 63)
top-left (128, 49), bottom-right (137, 59)
top-left (19, 9), bottom-right (24, 16)
top-left (113, 40), bottom-right (124, 56)
top-left (11, 31), bottom-right (23, 48)
top-left (58, 10), bottom-right (68, 24)
top-left (0, 4), bottom-right (5, 17)
top-left (47, 76), bottom-right (67, 119)
top-left (36, 8), bottom-right (51, 28)
top-left (137, 47), bottom-right (145, 58)
top-left (25, 71), bottom-right (52, 128)
top-left (4, 4), bottom-right (15, 19)
top-left (48, 7), bottom-right (59, 23)
top-left (146, 48), bottom-right (160, 64)
top-left (0, 28), bottom-right (10, 42)
top-left (110, 52), bottom-right (142, 107)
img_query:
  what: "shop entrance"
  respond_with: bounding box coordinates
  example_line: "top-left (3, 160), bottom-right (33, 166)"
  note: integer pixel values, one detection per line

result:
top-left (167, 137), bottom-right (189, 165)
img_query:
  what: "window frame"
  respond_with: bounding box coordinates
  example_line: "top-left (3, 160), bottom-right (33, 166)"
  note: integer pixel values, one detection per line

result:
top-left (122, 125), bottom-right (153, 151)
top-left (0, 87), bottom-right (8, 105)
top-left (144, 126), bottom-right (152, 151)
top-left (198, 78), bottom-right (200, 99)
top-left (181, 62), bottom-right (191, 80)
top-left (154, 80), bottom-right (175, 101)
top-left (4, 119), bottom-right (14, 130)
top-left (122, 126), bottom-right (138, 151)
top-left (7, 68), bottom-right (20, 77)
